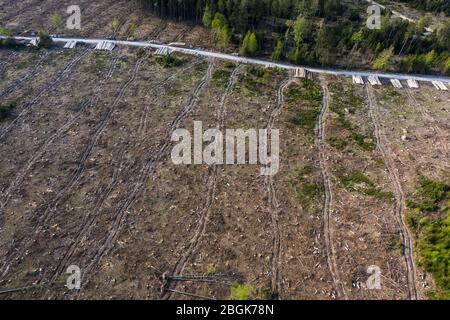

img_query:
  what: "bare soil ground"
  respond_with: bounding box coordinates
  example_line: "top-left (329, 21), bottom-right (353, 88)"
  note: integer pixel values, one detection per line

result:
top-left (0, 0), bottom-right (448, 300)
top-left (0, 0), bottom-right (213, 47)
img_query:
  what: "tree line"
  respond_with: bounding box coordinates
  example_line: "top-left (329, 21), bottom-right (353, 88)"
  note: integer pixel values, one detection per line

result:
top-left (136, 0), bottom-right (450, 75)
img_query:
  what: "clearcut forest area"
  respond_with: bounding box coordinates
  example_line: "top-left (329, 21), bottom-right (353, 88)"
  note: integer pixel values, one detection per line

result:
top-left (0, 0), bottom-right (449, 300)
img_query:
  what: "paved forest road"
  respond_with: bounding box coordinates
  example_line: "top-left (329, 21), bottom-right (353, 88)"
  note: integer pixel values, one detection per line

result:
top-left (3, 35), bottom-right (450, 83)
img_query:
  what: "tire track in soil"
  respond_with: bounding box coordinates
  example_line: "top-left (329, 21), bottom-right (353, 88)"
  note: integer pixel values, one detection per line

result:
top-left (366, 84), bottom-right (418, 300)
top-left (0, 53), bottom-right (120, 221)
top-left (317, 78), bottom-right (348, 300)
top-left (162, 65), bottom-right (241, 300)
top-left (0, 51), bottom-right (147, 278)
top-left (48, 59), bottom-right (201, 283)
top-left (48, 146), bottom-right (130, 283)
top-left (0, 48), bottom-right (91, 141)
top-left (0, 51), bottom-right (50, 99)
top-left (406, 89), bottom-right (449, 156)
top-left (35, 52), bottom-right (148, 231)
top-left (262, 75), bottom-right (291, 299)
top-left (80, 59), bottom-right (215, 285)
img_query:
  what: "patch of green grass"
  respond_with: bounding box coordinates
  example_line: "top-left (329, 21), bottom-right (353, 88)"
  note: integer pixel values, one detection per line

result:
top-left (204, 263), bottom-right (217, 276)
top-left (328, 136), bottom-right (348, 151)
top-left (289, 108), bottom-right (319, 131)
top-left (37, 30), bottom-right (53, 49)
top-left (0, 37), bottom-right (26, 49)
top-left (337, 168), bottom-right (394, 201)
top-left (290, 165), bottom-right (324, 212)
top-left (375, 158), bottom-right (385, 167)
top-left (333, 115), bottom-right (375, 151)
top-left (381, 87), bottom-right (407, 105)
top-left (363, 186), bottom-right (395, 201)
top-left (299, 79), bottom-right (321, 102)
top-left (0, 26), bottom-right (11, 36)
top-left (302, 182), bottom-right (324, 202)
top-left (82, 51), bottom-right (109, 74)
top-left (384, 233), bottom-right (405, 254)
top-left (212, 68), bottom-right (231, 86)
top-left (240, 66), bottom-right (276, 95)
top-left (329, 82), bottom-right (375, 151)
top-left (118, 56), bottom-right (130, 69)
top-left (241, 76), bottom-right (260, 94)
top-left (285, 85), bottom-right (302, 102)
top-left (230, 283), bottom-right (252, 300)
top-left (223, 61), bottom-right (236, 69)
top-left (194, 62), bottom-right (207, 74)
top-left (156, 54), bottom-right (184, 68)
top-left (339, 169), bottom-right (373, 188)
top-left (246, 65), bottom-right (270, 80)
top-left (406, 173), bottom-right (449, 299)
top-left (285, 81), bottom-right (322, 132)
top-left (272, 67), bottom-right (285, 76)
top-left (330, 82), bottom-right (363, 113)
top-left (285, 80), bottom-right (321, 104)
top-left (0, 102), bottom-right (16, 121)
top-left (417, 204), bottom-right (450, 299)
top-left (297, 164), bottom-right (313, 177)
top-left (241, 75), bottom-right (268, 95)
top-left (407, 173), bottom-right (449, 212)
top-left (352, 130), bottom-right (376, 151)
top-left (425, 289), bottom-right (450, 300)
top-left (391, 238), bottom-right (405, 254)
top-left (132, 47), bottom-right (146, 61)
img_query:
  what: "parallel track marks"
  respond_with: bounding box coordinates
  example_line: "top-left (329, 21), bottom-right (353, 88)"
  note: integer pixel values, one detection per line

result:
top-left (263, 76), bottom-right (291, 298)
top-left (0, 54), bottom-right (120, 219)
top-left (0, 52), bottom-right (146, 278)
top-left (0, 51), bottom-right (50, 99)
top-left (50, 59), bottom-right (201, 283)
top-left (35, 52), bottom-right (148, 232)
top-left (49, 146), bottom-right (129, 283)
top-left (366, 85), bottom-right (418, 300)
top-left (162, 65), bottom-right (240, 300)
top-left (317, 78), bottom-right (348, 299)
top-left (0, 49), bottom-right (91, 141)
top-left (82, 59), bottom-right (215, 280)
